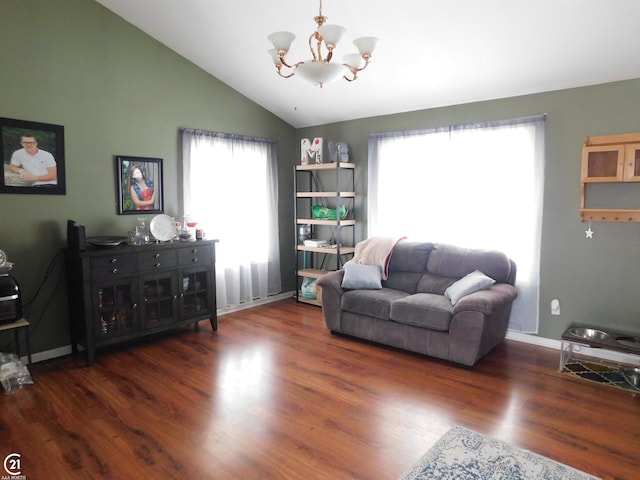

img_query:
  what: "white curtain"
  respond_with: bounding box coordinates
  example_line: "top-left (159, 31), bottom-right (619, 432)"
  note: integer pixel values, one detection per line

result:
top-left (368, 116), bottom-right (545, 333)
top-left (182, 129), bottom-right (281, 308)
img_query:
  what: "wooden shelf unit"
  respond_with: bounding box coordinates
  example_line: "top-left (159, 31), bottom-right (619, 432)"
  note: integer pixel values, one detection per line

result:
top-left (296, 218), bottom-right (356, 226)
top-left (295, 162), bottom-right (355, 172)
top-left (296, 245), bottom-right (356, 255)
top-left (580, 132), bottom-right (640, 222)
top-left (294, 162), bottom-right (356, 306)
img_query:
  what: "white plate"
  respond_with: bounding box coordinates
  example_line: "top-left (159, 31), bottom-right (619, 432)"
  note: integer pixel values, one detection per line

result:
top-left (150, 214), bottom-right (175, 242)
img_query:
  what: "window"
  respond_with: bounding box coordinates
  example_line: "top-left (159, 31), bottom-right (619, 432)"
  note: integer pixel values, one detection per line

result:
top-left (182, 129), bottom-right (281, 308)
top-left (368, 116), bottom-right (545, 333)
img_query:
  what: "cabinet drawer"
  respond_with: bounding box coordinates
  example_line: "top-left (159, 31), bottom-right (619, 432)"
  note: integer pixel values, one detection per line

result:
top-left (90, 254), bottom-right (137, 277)
top-left (178, 245), bottom-right (212, 265)
top-left (138, 249), bottom-right (177, 271)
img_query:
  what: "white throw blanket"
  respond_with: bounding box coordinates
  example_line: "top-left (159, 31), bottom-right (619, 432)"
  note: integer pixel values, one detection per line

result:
top-left (346, 236), bottom-right (405, 280)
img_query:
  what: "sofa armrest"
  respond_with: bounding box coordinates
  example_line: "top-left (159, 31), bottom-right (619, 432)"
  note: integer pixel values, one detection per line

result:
top-left (316, 269), bottom-right (345, 294)
top-left (316, 270), bottom-right (345, 332)
top-left (452, 283), bottom-right (517, 316)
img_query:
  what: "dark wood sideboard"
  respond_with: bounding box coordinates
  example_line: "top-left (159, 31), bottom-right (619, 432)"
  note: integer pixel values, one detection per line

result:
top-left (64, 240), bottom-right (218, 366)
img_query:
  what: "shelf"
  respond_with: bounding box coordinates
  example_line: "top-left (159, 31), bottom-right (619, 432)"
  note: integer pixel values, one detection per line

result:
top-left (297, 268), bottom-right (328, 278)
top-left (296, 191), bottom-right (355, 198)
top-left (296, 218), bottom-right (356, 226)
top-left (296, 162), bottom-right (355, 171)
top-left (297, 245), bottom-right (356, 254)
top-left (585, 132), bottom-right (640, 146)
top-left (294, 161), bottom-right (354, 305)
top-left (580, 132), bottom-right (640, 221)
top-left (580, 208), bottom-right (640, 222)
top-left (296, 293), bottom-right (322, 307)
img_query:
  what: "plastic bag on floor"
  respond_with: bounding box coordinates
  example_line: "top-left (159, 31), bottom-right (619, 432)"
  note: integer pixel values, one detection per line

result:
top-left (301, 278), bottom-right (317, 299)
top-left (0, 353), bottom-right (33, 393)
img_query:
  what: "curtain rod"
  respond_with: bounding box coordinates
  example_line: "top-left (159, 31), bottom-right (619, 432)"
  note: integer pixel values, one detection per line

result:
top-left (181, 127), bottom-right (275, 145)
top-left (370, 114), bottom-right (547, 140)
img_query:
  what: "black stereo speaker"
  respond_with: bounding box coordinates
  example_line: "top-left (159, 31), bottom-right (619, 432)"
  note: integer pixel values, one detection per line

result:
top-left (67, 219), bottom-right (86, 251)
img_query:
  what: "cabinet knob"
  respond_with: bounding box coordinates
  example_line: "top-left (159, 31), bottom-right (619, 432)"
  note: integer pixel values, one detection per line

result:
top-left (111, 258), bottom-right (117, 264)
top-left (154, 253), bottom-right (160, 258)
top-left (192, 258), bottom-right (198, 263)
top-left (155, 263), bottom-right (161, 268)
top-left (111, 268), bottom-right (118, 274)
top-left (191, 248), bottom-right (198, 254)
top-left (133, 303), bottom-right (138, 309)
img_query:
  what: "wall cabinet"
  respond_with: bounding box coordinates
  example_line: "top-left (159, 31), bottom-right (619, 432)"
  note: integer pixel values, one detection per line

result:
top-left (65, 240), bottom-right (217, 365)
top-left (294, 163), bottom-right (355, 306)
top-left (580, 133), bottom-right (640, 222)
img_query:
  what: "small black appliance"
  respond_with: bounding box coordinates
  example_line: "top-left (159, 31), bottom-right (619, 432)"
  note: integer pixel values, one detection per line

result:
top-left (0, 267), bottom-right (21, 325)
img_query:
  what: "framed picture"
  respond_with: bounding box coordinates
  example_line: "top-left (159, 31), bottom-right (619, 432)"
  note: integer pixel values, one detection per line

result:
top-left (0, 117), bottom-right (66, 195)
top-left (116, 155), bottom-right (164, 215)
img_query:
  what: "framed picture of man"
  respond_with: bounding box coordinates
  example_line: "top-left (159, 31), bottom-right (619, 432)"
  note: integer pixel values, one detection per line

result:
top-left (116, 155), bottom-right (164, 215)
top-left (0, 117), bottom-right (66, 195)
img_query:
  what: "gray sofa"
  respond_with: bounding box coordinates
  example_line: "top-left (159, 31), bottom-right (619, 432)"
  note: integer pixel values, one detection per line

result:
top-left (316, 241), bottom-right (517, 367)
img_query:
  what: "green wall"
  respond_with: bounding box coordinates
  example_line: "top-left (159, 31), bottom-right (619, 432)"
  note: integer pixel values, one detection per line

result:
top-left (299, 80), bottom-right (640, 341)
top-left (2, 0), bottom-right (640, 357)
top-left (0, 0), bottom-right (296, 355)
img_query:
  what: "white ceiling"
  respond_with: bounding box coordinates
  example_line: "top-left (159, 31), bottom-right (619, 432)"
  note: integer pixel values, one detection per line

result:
top-left (95, 0), bottom-right (640, 128)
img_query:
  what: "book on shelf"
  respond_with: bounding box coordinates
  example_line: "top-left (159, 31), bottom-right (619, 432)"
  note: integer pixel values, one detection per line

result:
top-left (303, 239), bottom-right (329, 247)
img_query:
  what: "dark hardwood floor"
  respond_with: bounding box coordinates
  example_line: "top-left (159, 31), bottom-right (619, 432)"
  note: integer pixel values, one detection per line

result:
top-left (1, 299), bottom-right (638, 479)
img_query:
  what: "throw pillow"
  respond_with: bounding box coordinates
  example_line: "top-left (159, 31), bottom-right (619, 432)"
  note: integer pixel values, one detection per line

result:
top-left (444, 270), bottom-right (495, 305)
top-left (341, 263), bottom-right (383, 290)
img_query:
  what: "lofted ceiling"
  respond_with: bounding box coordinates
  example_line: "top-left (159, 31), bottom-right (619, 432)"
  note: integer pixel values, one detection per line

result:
top-left (95, 0), bottom-right (640, 128)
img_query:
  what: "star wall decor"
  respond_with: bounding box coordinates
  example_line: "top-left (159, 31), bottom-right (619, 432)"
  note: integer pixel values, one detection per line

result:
top-left (585, 223), bottom-right (594, 239)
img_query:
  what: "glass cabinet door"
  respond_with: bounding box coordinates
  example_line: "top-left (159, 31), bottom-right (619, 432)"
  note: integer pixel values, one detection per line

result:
top-left (581, 145), bottom-right (625, 182)
top-left (94, 278), bottom-right (137, 339)
top-left (623, 143), bottom-right (640, 181)
top-left (180, 266), bottom-right (212, 320)
top-left (141, 271), bottom-right (178, 329)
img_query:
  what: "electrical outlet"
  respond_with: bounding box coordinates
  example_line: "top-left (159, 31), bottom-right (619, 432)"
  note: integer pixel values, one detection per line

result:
top-left (551, 299), bottom-right (560, 315)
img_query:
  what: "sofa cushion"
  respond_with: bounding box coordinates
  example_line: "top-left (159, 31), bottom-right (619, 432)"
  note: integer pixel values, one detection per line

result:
top-left (444, 270), bottom-right (496, 305)
top-left (383, 271), bottom-right (424, 294)
top-left (416, 272), bottom-right (456, 295)
top-left (427, 244), bottom-right (512, 283)
top-left (342, 288), bottom-right (409, 320)
top-left (387, 241), bottom-right (434, 273)
top-left (389, 293), bottom-right (453, 331)
top-left (383, 242), bottom-right (434, 293)
top-left (341, 263), bottom-right (382, 290)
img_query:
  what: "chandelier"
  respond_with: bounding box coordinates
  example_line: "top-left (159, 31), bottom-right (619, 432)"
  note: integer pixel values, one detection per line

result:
top-left (267, 0), bottom-right (379, 87)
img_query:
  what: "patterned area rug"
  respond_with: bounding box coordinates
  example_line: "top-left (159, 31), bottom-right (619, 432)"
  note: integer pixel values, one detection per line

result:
top-left (562, 359), bottom-right (638, 392)
top-left (399, 426), bottom-right (599, 480)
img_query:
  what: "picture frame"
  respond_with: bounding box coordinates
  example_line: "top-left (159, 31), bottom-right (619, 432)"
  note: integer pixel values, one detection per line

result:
top-left (116, 155), bottom-right (164, 215)
top-left (0, 117), bottom-right (66, 195)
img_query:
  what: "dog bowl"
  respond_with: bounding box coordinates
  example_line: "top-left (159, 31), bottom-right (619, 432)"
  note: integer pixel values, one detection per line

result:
top-left (616, 336), bottom-right (640, 350)
top-left (569, 327), bottom-right (610, 341)
top-left (621, 367), bottom-right (640, 391)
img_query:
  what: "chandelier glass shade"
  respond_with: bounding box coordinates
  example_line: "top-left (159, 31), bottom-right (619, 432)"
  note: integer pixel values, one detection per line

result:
top-left (267, 0), bottom-right (379, 87)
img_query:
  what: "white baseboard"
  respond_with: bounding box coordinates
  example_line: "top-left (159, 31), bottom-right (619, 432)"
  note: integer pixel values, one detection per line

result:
top-left (25, 297), bottom-right (640, 368)
top-left (217, 291), bottom-right (295, 316)
top-left (21, 345), bottom-right (73, 365)
top-left (506, 331), bottom-right (640, 366)
top-left (25, 292), bottom-right (297, 364)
